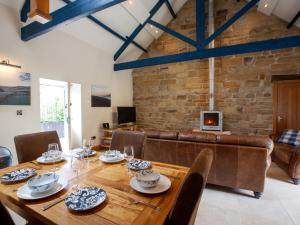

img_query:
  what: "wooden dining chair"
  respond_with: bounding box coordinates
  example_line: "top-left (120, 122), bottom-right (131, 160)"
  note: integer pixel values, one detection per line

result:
top-left (14, 131), bottom-right (62, 163)
top-left (0, 202), bottom-right (15, 225)
top-left (165, 148), bottom-right (213, 225)
top-left (110, 131), bottom-right (145, 159)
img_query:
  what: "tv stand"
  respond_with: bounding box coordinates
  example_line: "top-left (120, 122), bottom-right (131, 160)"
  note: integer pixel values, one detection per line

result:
top-left (98, 124), bottom-right (139, 150)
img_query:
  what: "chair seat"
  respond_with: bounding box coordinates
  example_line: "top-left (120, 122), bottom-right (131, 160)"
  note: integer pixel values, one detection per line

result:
top-left (274, 143), bottom-right (294, 164)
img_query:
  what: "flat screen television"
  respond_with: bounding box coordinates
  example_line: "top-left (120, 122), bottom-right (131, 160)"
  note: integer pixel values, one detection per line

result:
top-left (117, 107), bottom-right (136, 125)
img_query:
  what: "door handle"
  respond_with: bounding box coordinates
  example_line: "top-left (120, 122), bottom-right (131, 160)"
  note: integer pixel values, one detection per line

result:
top-left (277, 115), bottom-right (283, 123)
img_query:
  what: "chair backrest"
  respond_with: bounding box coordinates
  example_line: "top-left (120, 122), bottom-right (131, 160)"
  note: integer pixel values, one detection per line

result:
top-left (165, 148), bottom-right (213, 225)
top-left (14, 131), bottom-right (61, 163)
top-left (110, 131), bottom-right (145, 159)
top-left (0, 202), bottom-right (15, 225)
top-left (0, 146), bottom-right (13, 169)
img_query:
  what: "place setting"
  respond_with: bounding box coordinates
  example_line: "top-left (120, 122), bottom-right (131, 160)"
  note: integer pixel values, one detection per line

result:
top-left (9, 155), bottom-right (108, 213)
top-left (99, 150), bottom-right (124, 163)
top-left (36, 143), bottom-right (66, 165)
top-left (16, 172), bottom-right (68, 200)
top-left (74, 138), bottom-right (98, 159)
top-left (121, 146), bottom-right (171, 195)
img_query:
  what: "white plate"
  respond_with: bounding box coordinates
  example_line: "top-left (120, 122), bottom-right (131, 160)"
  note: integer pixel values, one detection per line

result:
top-left (36, 156), bottom-right (65, 164)
top-left (99, 154), bottom-right (124, 163)
top-left (130, 175), bottom-right (171, 194)
top-left (17, 177), bottom-right (68, 200)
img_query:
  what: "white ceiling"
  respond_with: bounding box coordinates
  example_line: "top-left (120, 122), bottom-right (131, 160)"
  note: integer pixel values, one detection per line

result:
top-left (0, 0), bottom-right (299, 63)
top-left (0, 0), bottom-right (188, 62)
top-left (257, 0), bottom-right (300, 28)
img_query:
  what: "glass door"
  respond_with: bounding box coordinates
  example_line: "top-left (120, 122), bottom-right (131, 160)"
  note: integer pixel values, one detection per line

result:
top-left (40, 78), bottom-right (70, 150)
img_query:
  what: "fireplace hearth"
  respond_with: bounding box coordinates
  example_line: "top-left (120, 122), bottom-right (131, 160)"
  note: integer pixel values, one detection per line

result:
top-left (200, 111), bottom-right (223, 131)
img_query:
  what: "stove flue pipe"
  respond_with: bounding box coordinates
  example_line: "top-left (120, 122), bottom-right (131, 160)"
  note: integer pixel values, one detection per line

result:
top-left (208, 0), bottom-right (215, 111)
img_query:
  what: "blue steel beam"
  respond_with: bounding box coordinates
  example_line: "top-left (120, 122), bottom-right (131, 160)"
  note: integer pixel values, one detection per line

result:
top-left (60, 0), bottom-right (147, 53)
top-left (114, 35), bottom-right (300, 70)
top-left (148, 20), bottom-right (197, 47)
top-left (20, 0), bottom-right (30, 23)
top-left (165, 0), bottom-right (176, 19)
top-left (114, 0), bottom-right (166, 61)
top-left (21, 0), bottom-right (126, 41)
top-left (87, 16), bottom-right (147, 53)
top-left (204, 0), bottom-right (260, 46)
top-left (196, 0), bottom-right (205, 49)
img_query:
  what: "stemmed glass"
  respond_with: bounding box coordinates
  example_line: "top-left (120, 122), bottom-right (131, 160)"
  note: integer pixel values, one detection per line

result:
top-left (48, 143), bottom-right (60, 173)
top-left (71, 154), bottom-right (85, 190)
top-left (124, 146), bottom-right (134, 176)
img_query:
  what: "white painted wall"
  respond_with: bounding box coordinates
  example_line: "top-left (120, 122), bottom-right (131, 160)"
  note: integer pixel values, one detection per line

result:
top-left (0, 3), bottom-right (133, 164)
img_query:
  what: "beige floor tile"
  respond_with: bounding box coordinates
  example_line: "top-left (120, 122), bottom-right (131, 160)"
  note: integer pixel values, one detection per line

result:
top-left (195, 204), bottom-right (243, 225)
top-left (195, 163), bottom-right (300, 225)
top-left (7, 208), bottom-right (27, 225)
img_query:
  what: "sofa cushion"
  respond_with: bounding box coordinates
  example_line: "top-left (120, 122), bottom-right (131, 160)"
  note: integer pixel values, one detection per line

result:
top-left (178, 132), bottom-right (216, 143)
top-left (216, 134), bottom-right (274, 152)
top-left (145, 130), bottom-right (178, 140)
top-left (278, 129), bottom-right (300, 147)
top-left (160, 131), bottom-right (178, 140)
top-left (274, 143), bottom-right (294, 164)
top-left (145, 130), bottom-right (160, 139)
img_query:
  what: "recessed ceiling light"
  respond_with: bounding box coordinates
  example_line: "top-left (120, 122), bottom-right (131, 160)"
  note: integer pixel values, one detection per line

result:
top-left (128, 0), bottom-right (133, 5)
top-left (155, 30), bottom-right (158, 34)
top-left (150, 25), bottom-right (153, 28)
top-left (264, 3), bottom-right (268, 8)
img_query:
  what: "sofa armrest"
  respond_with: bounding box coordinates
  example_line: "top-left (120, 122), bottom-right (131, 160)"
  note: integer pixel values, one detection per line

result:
top-left (289, 147), bottom-right (300, 179)
top-left (269, 134), bottom-right (279, 142)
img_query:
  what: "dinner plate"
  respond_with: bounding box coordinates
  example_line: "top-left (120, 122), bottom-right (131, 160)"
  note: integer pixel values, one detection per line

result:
top-left (76, 150), bottom-right (97, 158)
top-left (130, 175), bottom-right (171, 194)
top-left (0, 168), bottom-right (37, 184)
top-left (127, 159), bottom-right (151, 170)
top-left (36, 156), bottom-right (65, 164)
top-left (65, 187), bottom-right (107, 211)
top-left (99, 154), bottom-right (124, 163)
top-left (17, 177), bottom-right (68, 200)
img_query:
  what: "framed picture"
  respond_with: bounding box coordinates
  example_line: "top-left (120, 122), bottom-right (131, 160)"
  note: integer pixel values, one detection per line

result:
top-left (0, 71), bottom-right (31, 105)
top-left (91, 85), bottom-right (111, 107)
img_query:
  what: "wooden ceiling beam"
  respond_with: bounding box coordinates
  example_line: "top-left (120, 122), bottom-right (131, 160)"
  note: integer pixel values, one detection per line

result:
top-left (21, 0), bottom-right (126, 41)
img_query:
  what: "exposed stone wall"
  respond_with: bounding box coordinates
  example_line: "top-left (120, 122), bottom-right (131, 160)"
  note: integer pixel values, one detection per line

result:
top-left (132, 0), bottom-right (300, 135)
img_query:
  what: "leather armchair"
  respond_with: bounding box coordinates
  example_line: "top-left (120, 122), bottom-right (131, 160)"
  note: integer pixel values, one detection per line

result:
top-left (272, 135), bottom-right (300, 185)
top-left (289, 147), bottom-right (300, 184)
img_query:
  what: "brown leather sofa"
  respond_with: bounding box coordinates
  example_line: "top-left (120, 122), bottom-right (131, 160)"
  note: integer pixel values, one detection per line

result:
top-left (271, 135), bottom-right (300, 185)
top-left (143, 131), bottom-right (273, 198)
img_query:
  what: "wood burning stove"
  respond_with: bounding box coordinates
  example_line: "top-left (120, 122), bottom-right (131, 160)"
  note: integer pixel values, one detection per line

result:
top-left (200, 111), bottom-right (223, 131)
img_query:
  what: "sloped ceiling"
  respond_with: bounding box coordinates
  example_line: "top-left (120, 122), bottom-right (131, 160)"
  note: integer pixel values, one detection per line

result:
top-left (0, 0), bottom-right (299, 63)
top-left (0, 0), bottom-right (188, 62)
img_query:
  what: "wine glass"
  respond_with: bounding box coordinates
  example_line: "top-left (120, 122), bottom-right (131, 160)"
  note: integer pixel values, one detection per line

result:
top-left (48, 143), bottom-right (60, 173)
top-left (124, 146), bottom-right (134, 176)
top-left (82, 139), bottom-right (87, 151)
top-left (71, 154), bottom-right (84, 190)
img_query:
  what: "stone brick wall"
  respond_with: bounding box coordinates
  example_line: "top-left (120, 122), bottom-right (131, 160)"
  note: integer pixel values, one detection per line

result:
top-left (132, 0), bottom-right (300, 135)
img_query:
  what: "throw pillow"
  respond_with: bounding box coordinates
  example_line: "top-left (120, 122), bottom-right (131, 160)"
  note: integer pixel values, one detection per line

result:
top-left (278, 129), bottom-right (300, 147)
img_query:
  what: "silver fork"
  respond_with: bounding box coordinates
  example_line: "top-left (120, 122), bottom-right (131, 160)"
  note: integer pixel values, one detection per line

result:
top-left (128, 197), bottom-right (160, 211)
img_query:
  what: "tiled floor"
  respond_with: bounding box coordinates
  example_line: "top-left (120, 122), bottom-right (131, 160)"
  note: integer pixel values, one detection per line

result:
top-left (195, 163), bottom-right (300, 225)
top-left (9, 163), bottom-right (300, 225)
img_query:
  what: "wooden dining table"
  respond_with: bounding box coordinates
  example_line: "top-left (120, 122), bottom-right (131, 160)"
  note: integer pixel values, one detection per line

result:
top-left (0, 153), bottom-right (189, 225)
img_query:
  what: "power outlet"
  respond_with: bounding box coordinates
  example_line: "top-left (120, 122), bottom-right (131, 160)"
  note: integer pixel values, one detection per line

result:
top-left (16, 110), bottom-right (23, 116)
